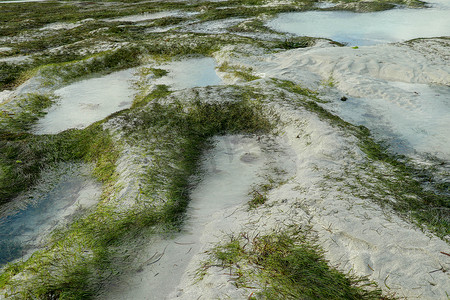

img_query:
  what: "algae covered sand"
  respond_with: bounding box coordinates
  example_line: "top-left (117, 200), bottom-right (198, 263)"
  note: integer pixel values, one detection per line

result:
top-left (0, 0), bottom-right (449, 299)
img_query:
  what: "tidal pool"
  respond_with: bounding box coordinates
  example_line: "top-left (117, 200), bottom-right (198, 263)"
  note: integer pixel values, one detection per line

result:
top-left (331, 82), bottom-right (450, 159)
top-left (33, 57), bottom-right (221, 134)
top-left (33, 68), bottom-right (137, 134)
top-left (0, 163), bottom-right (101, 266)
top-left (267, 0), bottom-right (450, 46)
top-left (154, 57), bottom-right (223, 90)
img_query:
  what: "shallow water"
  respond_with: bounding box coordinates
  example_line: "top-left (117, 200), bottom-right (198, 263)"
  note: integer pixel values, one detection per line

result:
top-left (98, 135), bottom-right (279, 299)
top-left (33, 57), bottom-right (221, 134)
top-left (154, 57), bottom-right (223, 90)
top-left (267, 0), bottom-right (450, 46)
top-left (331, 83), bottom-right (450, 159)
top-left (33, 68), bottom-right (137, 134)
top-left (0, 164), bottom-right (101, 266)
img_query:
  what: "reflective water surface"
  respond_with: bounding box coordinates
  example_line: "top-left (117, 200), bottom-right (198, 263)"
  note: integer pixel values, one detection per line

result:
top-left (268, 0), bottom-right (450, 45)
top-left (33, 68), bottom-right (137, 134)
top-left (154, 57), bottom-right (223, 90)
top-left (0, 164), bottom-right (101, 266)
top-left (33, 57), bottom-right (222, 134)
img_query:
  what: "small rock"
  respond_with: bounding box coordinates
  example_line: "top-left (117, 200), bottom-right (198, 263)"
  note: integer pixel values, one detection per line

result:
top-left (340, 96), bottom-right (348, 101)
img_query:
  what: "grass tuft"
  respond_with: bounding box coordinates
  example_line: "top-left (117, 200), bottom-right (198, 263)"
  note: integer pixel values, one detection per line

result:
top-left (204, 228), bottom-right (393, 299)
top-left (278, 37), bottom-right (315, 49)
top-left (149, 68), bottom-right (168, 78)
top-left (218, 62), bottom-right (261, 82)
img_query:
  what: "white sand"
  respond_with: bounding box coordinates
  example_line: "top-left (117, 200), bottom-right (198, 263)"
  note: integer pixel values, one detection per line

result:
top-left (213, 39), bottom-right (450, 159)
top-left (98, 82), bottom-right (449, 300)
top-left (91, 36), bottom-right (450, 299)
top-left (181, 18), bottom-right (247, 34)
top-left (0, 90), bottom-right (13, 104)
top-left (106, 11), bottom-right (197, 23)
top-left (169, 88), bottom-right (450, 299)
top-left (0, 0), bottom-right (47, 3)
top-left (0, 75), bottom-right (48, 106)
top-left (39, 22), bottom-right (81, 31)
top-left (0, 55), bottom-right (31, 63)
top-left (0, 47), bottom-right (12, 53)
top-left (166, 39), bottom-right (449, 299)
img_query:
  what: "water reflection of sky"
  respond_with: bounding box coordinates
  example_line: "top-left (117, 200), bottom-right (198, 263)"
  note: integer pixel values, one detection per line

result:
top-left (33, 68), bottom-right (136, 135)
top-left (154, 57), bottom-right (223, 90)
top-left (268, 0), bottom-right (450, 46)
top-left (0, 165), bottom-right (101, 266)
top-left (33, 57), bottom-right (222, 134)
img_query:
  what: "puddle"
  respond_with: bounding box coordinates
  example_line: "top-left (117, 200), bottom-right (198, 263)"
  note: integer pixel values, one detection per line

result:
top-left (153, 57), bottom-right (223, 90)
top-left (330, 83), bottom-right (450, 159)
top-left (33, 68), bottom-right (137, 134)
top-left (267, 0), bottom-right (450, 46)
top-left (32, 57), bottom-right (221, 134)
top-left (97, 135), bottom-right (290, 299)
top-left (0, 163), bottom-right (101, 266)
